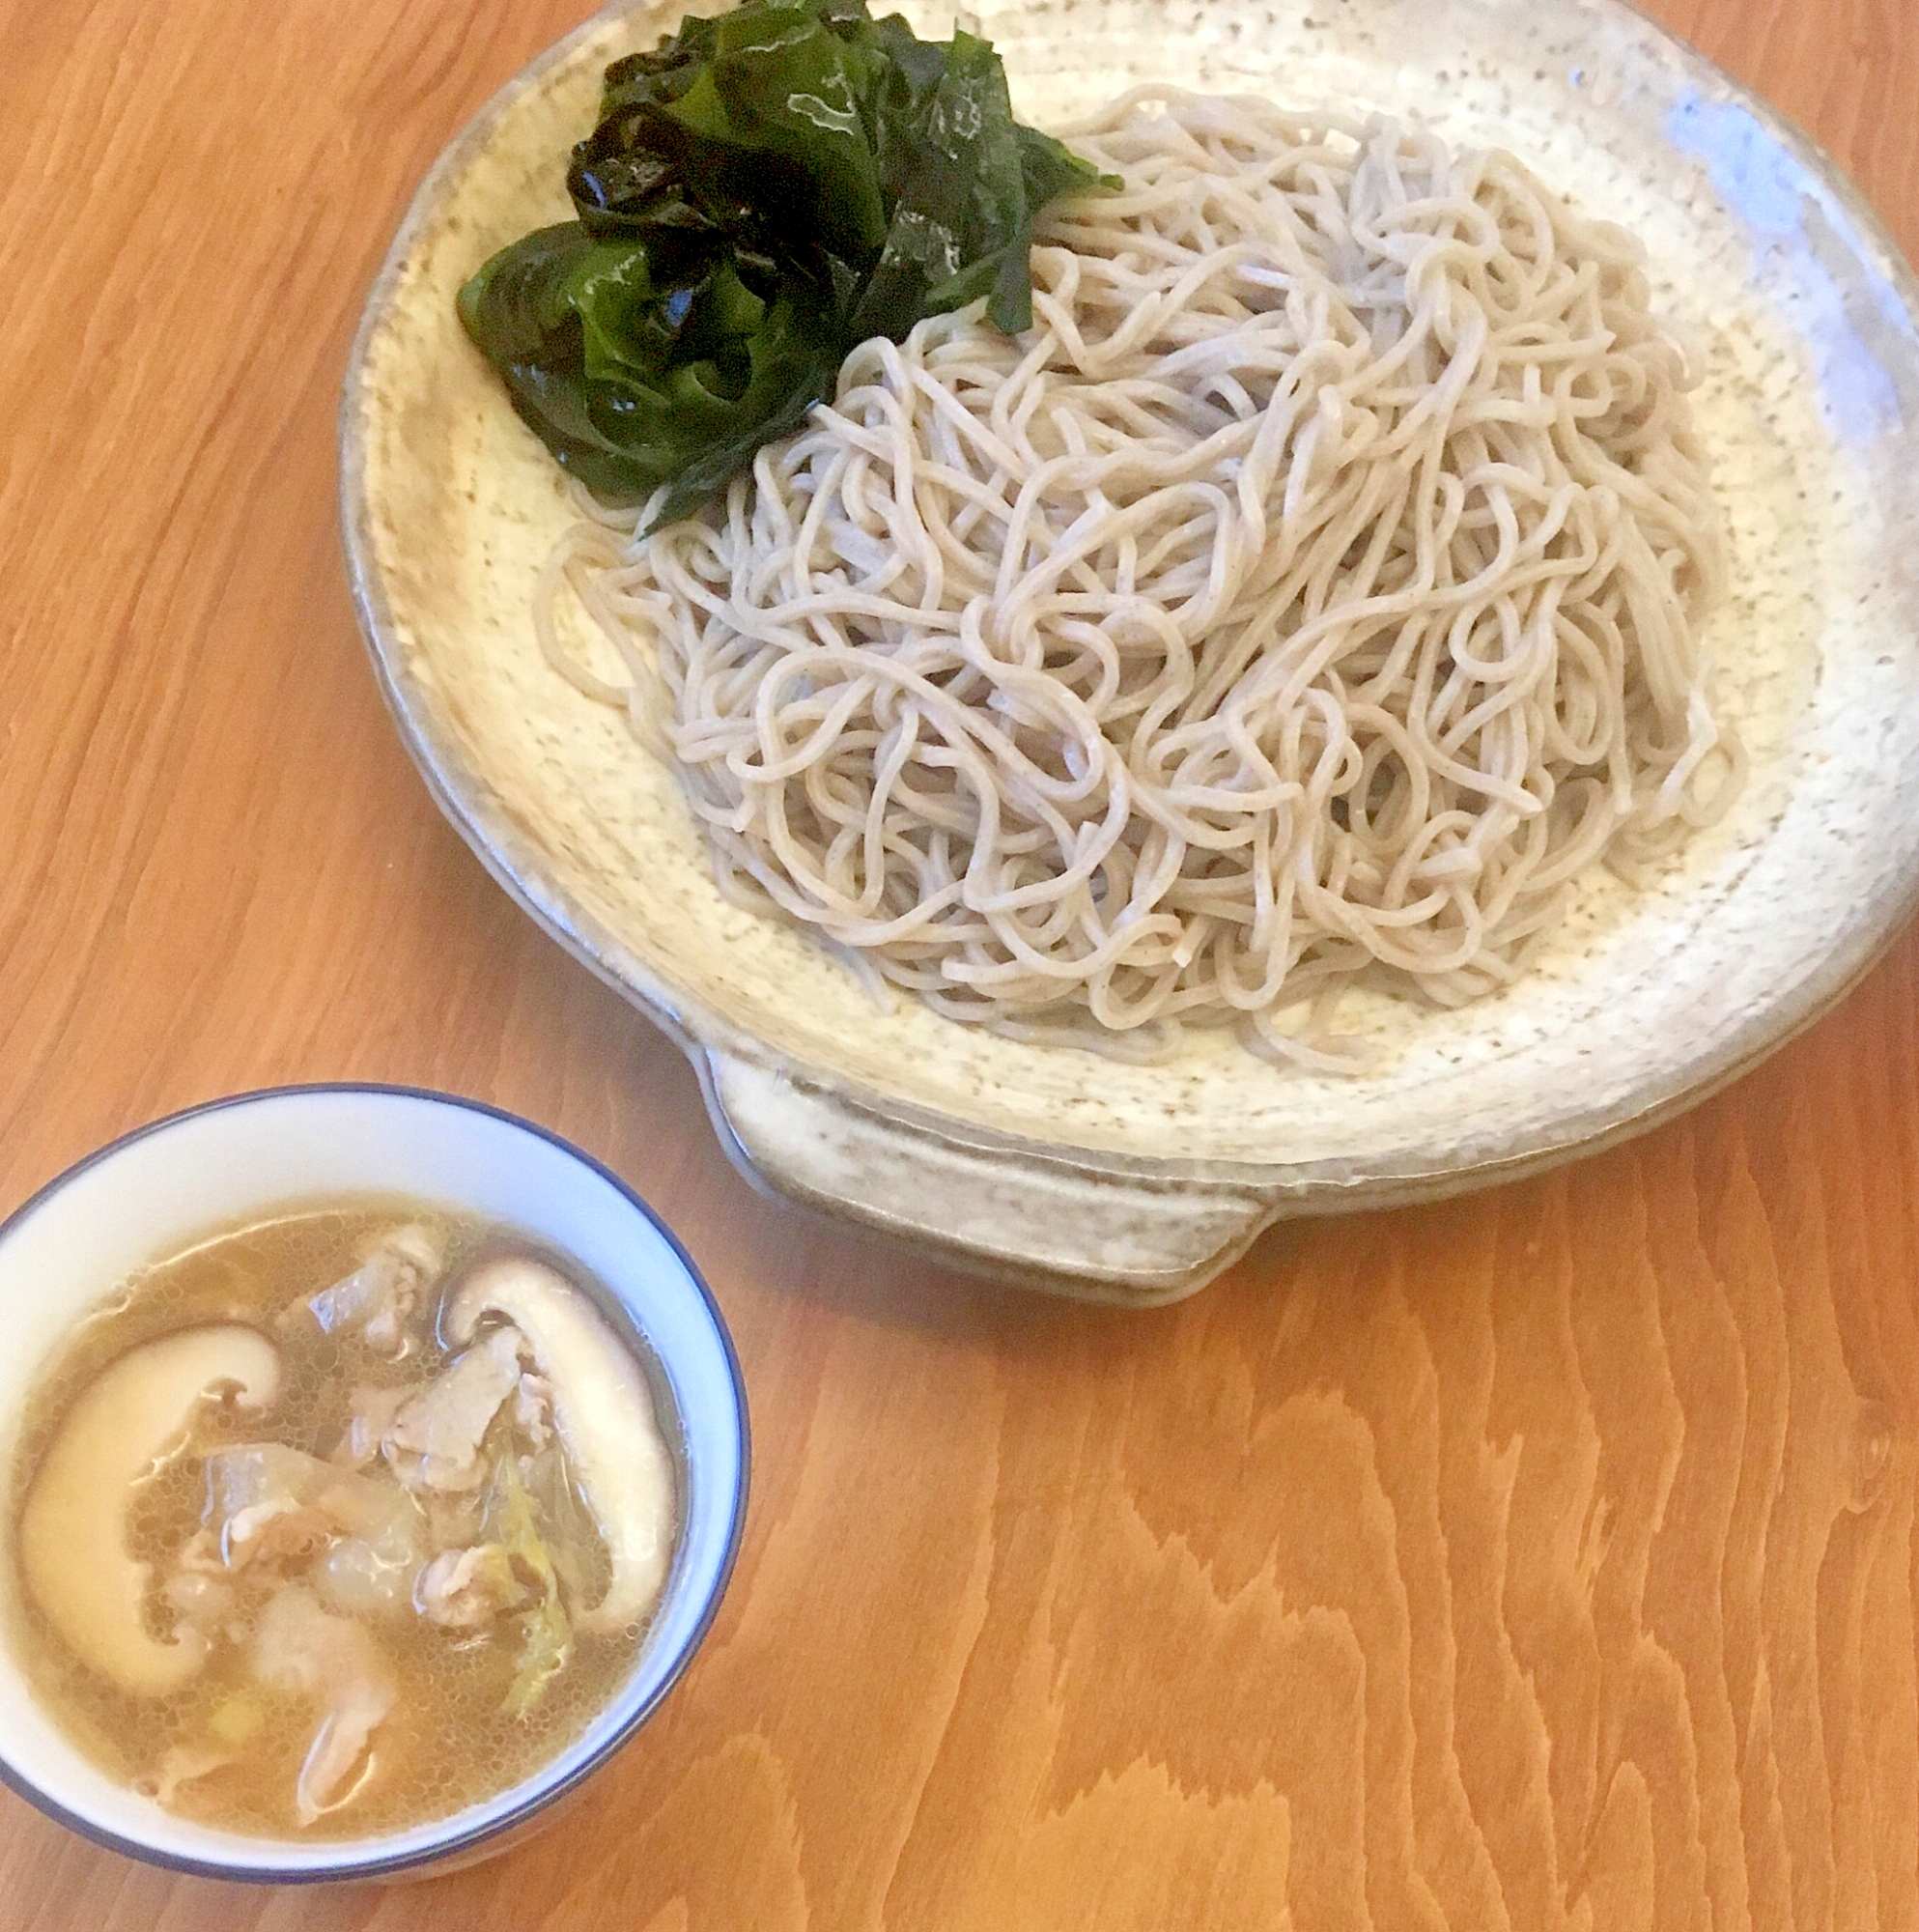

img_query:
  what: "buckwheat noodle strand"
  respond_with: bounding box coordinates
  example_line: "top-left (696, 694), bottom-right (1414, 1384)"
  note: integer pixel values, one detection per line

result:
top-left (537, 89), bottom-right (1740, 1067)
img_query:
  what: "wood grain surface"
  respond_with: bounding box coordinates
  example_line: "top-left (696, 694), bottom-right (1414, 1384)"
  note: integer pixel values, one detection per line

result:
top-left (3, 0), bottom-right (1917, 1925)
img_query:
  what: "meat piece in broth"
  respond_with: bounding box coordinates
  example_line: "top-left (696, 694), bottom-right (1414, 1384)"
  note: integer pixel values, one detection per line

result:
top-left (381, 1324), bottom-right (541, 1493)
top-left (250, 1585), bottom-right (397, 1825)
top-left (183, 1443), bottom-right (425, 1621)
top-left (331, 1382), bottom-right (410, 1473)
top-left (201, 1444), bottom-right (340, 1569)
top-left (295, 1225), bottom-right (443, 1356)
top-left (414, 1546), bottom-right (528, 1630)
top-left (512, 1370), bottom-right (555, 1450)
top-left (156, 1565), bottom-right (239, 1649)
top-left (147, 1742), bottom-right (239, 1809)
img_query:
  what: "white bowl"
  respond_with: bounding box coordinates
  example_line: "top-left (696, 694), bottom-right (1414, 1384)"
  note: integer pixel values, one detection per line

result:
top-left (0, 1084), bottom-right (748, 1883)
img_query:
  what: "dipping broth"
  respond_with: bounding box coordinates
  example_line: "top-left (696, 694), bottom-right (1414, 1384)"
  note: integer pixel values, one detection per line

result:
top-left (2, 1202), bottom-right (679, 1839)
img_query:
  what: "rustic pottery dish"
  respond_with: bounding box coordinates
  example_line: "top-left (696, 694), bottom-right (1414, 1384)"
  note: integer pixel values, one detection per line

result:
top-left (341, 0), bottom-right (1919, 1303)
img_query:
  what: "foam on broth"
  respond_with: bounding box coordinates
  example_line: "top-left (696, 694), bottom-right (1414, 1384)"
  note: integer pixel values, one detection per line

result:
top-left (2, 1201), bottom-right (675, 1839)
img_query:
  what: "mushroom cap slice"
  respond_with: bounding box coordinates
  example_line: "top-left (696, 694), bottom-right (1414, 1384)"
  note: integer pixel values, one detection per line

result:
top-left (445, 1259), bottom-right (674, 1635)
top-left (18, 1325), bottom-right (282, 1696)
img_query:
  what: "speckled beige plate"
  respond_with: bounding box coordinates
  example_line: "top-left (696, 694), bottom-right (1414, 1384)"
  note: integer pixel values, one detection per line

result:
top-left (342, 0), bottom-right (1919, 1303)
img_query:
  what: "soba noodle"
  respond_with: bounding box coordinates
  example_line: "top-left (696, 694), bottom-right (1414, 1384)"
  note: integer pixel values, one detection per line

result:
top-left (539, 89), bottom-right (1740, 1066)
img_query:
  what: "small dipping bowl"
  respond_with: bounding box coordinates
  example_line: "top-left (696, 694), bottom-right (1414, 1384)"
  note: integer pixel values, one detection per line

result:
top-left (0, 1084), bottom-right (748, 1882)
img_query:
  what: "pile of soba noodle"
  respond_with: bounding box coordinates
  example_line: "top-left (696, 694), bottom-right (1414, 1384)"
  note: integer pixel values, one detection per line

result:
top-left (541, 88), bottom-right (1739, 1067)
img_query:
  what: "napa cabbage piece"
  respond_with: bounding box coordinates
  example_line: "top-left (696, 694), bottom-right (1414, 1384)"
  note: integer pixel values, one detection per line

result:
top-left (482, 1451), bottom-right (572, 1718)
top-left (456, 0), bottom-right (1112, 521)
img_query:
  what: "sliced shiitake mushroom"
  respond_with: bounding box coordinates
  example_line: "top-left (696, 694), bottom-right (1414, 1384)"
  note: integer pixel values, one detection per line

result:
top-left (445, 1260), bottom-right (673, 1634)
top-left (19, 1326), bottom-right (281, 1695)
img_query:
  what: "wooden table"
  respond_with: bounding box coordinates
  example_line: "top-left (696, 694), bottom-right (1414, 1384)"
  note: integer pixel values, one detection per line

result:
top-left (3, 0), bottom-right (1916, 1924)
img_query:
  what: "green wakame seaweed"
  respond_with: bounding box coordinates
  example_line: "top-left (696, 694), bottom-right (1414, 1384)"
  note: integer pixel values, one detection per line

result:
top-left (457, 0), bottom-right (1113, 522)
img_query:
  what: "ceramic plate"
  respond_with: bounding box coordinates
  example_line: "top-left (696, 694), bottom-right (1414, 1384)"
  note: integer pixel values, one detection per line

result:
top-left (341, 0), bottom-right (1919, 1302)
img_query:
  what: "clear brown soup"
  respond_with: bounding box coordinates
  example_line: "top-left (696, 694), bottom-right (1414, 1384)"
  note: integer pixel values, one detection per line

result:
top-left (3, 1201), bottom-right (675, 1839)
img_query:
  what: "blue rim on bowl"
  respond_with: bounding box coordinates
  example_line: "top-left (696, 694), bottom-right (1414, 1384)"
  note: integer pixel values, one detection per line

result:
top-left (0, 1083), bottom-right (750, 1883)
